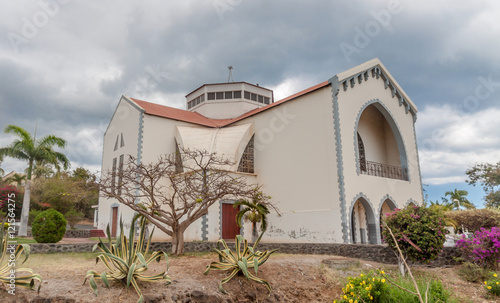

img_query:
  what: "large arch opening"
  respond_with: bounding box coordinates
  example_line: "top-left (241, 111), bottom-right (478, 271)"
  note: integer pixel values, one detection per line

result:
top-left (356, 103), bottom-right (408, 180)
top-left (350, 198), bottom-right (378, 244)
top-left (379, 199), bottom-right (397, 243)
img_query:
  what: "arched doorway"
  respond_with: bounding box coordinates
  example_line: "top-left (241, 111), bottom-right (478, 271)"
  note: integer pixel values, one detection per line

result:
top-left (379, 199), bottom-right (397, 243)
top-left (350, 198), bottom-right (377, 244)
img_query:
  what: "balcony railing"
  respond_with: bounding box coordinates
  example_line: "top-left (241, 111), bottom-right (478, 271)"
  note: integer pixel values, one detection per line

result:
top-left (360, 161), bottom-right (408, 181)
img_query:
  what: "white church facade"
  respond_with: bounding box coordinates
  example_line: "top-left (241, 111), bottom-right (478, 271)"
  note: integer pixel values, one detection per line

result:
top-left (97, 58), bottom-right (423, 244)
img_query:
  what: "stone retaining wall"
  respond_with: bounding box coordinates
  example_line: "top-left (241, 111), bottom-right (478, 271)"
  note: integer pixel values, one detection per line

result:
top-left (28, 241), bottom-right (461, 267)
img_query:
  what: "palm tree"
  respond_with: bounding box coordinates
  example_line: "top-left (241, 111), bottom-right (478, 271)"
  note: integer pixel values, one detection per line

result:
top-left (5, 173), bottom-right (26, 186)
top-left (444, 189), bottom-right (475, 210)
top-left (0, 154), bottom-right (4, 176)
top-left (234, 192), bottom-right (271, 243)
top-left (0, 125), bottom-right (69, 236)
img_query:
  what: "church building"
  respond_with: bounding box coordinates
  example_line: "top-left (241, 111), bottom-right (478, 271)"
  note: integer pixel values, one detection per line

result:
top-left (97, 58), bottom-right (423, 244)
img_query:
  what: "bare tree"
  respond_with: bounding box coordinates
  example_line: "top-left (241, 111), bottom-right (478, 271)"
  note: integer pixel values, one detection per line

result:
top-left (98, 148), bottom-right (274, 255)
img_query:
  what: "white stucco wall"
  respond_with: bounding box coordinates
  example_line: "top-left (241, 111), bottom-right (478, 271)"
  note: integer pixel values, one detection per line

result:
top-left (228, 86), bottom-right (343, 243)
top-left (97, 97), bottom-right (143, 234)
top-left (338, 70), bottom-right (423, 243)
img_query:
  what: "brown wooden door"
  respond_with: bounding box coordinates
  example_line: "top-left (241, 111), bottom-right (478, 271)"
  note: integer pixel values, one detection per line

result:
top-left (111, 207), bottom-right (118, 237)
top-left (221, 203), bottom-right (240, 239)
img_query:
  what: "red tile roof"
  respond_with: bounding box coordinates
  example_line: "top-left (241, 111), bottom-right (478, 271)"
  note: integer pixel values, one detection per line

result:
top-left (129, 80), bottom-right (330, 128)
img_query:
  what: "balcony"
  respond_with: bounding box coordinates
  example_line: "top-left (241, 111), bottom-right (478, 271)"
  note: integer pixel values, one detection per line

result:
top-left (360, 161), bottom-right (408, 181)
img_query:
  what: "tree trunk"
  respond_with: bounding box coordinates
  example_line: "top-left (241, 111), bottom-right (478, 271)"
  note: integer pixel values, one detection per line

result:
top-left (251, 222), bottom-right (258, 243)
top-left (171, 229), bottom-right (185, 256)
top-left (18, 180), bottom-right (31, 237)
top-left (398, 256), bottom-right (407, 277)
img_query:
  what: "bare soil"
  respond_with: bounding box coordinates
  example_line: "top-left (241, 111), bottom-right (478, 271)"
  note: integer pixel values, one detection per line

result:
top-left (2, 252), bottom-right (499, 303)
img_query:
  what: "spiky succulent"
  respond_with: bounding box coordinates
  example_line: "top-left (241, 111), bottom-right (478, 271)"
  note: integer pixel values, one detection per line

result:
top-left (204, 233), bottom-right (277, 293)
top-left (84, 217), bottom-right (170, 303)
top-left (0, 218), bottom-right (42, 292)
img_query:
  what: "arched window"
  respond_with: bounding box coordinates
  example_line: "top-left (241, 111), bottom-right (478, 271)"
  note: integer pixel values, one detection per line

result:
top-left (175, 142), bottom-right (183, 174)
top-left (356, 103), bottom-right (408, 181)
top-left (237, 136), bottom-right (254, 173)
top-left (357, 132), bottom-right (366, 172)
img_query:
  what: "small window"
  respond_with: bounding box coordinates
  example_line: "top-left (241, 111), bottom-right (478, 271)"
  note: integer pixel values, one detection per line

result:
top-left (237, 136), bottom-right (254, 174)
top-left (117, 154), bottom-right (124, 195)
top-left (196, 98), bottom-right (200, 105)
top-left (264, 97), bottom-right (270, 104)
top-left (111, 157), bottom-right (117, 193)
top-left (114, 135), bottom-right (119, 151)
top-left (234, 91), bottom-right (242, 98)
top-left (201, 94), bottom-right (205, 102)
top-left (216, 92), bottom-right (224, 99)
top-left (175, 143), bottom-right (183, 174)
top-left (225, 91), bottom-right (233, 99)
top-left (244, 91), bottom-right (251, 99)
top-left (208, 92), bottom-right (216, 100)
top-left (120, 133), bottom-right (125, 147)
top-left (258, 95), bottom-right (264, 103)
top-left (251, 93), bottom-right (257, 101)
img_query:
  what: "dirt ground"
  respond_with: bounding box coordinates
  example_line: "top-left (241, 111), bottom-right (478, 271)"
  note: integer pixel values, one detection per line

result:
top-left (2, 252), bottom-right (500, 303)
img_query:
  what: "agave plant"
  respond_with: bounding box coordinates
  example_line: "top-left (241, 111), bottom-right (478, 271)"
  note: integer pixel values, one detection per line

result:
top-left (84, 217), bottom-right (171, 303)
top-left (204, 233), bottom-right (277, 294)
top-left (0, 218), bottom-right (42, 292)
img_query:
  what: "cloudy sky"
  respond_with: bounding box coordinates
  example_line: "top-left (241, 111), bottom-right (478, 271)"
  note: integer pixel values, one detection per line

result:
top-left (1, 0), bottom-right (499, 207)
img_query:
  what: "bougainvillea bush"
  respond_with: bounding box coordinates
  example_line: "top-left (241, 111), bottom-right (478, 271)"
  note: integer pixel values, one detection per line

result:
top-left (0, 185), bottom-right (22, 218)
top-left (382, 205), bottom-right (447, 263)
top-left (456, 227), bottom-right (500, 270)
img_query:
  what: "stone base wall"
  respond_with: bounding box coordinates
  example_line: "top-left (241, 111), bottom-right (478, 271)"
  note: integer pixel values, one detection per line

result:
top-left (28, 241), bottom-right (461, 267)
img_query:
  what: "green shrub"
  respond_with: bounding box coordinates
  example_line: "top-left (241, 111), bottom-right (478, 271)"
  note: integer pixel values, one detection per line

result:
top-left (335, 271), bottom-right (454, 303)
top-left (485, 273), bottom-right (500, 297)
top-left (31, 209), bottom-right (67, 243)
top-left (457, 262), bottom-right (490, 283)
top-left (382, 205), bottom-right (446, 263)
top-left (382, 276), bottom-right (453, 302)
top-left (334, 272), bottom-right (387, 302)
top-left (64, 209), bottom-right (84, 229)
top-left (204, 233), bottom-right (277, 293)
top-left (29, 210), bottom-right (43, 226)
top-left (446, 209), bottom-right (500, 233)
top-left (84, 217), bottom-right (170, 303)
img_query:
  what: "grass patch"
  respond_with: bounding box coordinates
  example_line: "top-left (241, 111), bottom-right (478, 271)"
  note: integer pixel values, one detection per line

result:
top-left (10, 237), bottom-right (37, 244)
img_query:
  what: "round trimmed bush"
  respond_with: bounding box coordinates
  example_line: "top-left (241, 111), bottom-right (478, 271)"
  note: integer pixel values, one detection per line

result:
top-left (32, 209), bottom-right (67, 243)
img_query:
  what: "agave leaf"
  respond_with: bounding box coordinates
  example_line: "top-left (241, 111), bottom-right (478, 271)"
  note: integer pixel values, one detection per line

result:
top-left (100, 272), bottom-right (109, 288)
top-left (237, 259), bottom-right (250, 279)
top-left (126, 263), bottom-right (137, 289)
top-left (219, 268), bottom-right (239, 294)
top-left (136, 252), bottom-right (147, 267)
top-left (89, 275), bottom-right (98, 296)
top-left (253, 257), bottom-right (259, 275)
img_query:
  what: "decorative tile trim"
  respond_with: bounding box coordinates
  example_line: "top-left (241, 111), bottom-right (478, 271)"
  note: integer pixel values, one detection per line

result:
top-left (328, 76), bottom-right (348, 243)
top-left (412, 121), bottom-right (425, 203)
top-left (352, 99), bottom-right (410, 182)
top-left (201, 214), bottom-right (208, 241)
top-left (135, 111), bottom-right (145, 204)
top-left (348, 193), bottom-right (380, 244)
top-left (340, 65), bottom-right (417, 122)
